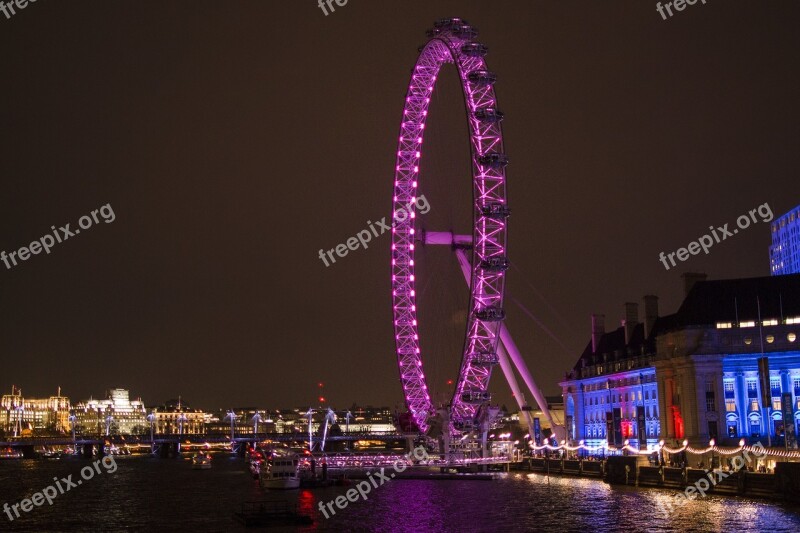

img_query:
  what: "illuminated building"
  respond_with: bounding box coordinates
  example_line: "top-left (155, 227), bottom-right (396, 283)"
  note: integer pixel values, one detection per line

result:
top-left (561, 296), bottom-right (662, 451)
top-left (150, 399), bottom-right (209, 435)
top-left (770, 204), bottom-right (800, 275)
top-left (664, 274), bottom-right (800, 445)
top-left (72, 388), bottom-right (147, 436)
top-left (562, 273), bottom-right (800, 450)
top-left (266, 406), bottom-right (395, 435)
top-left (205, 408), bottom-right (275, 435)
top-left (0, 387), bottom-right (71, 436)
top-left (348, 406), bottom-right (395, 433)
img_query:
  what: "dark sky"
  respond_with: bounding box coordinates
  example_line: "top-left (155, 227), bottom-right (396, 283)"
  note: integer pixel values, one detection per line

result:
top-left (1, 1), bottom-right (798, 411)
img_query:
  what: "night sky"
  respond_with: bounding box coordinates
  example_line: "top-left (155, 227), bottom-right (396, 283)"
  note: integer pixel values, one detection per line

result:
top-left (1, 1), bottom-right (798, 411)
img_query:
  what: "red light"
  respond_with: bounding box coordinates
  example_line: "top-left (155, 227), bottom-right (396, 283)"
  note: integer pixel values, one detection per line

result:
top-left (447, 380), bottom-right (453, 385)
top-left (319, 397), bottom-right (325, 402)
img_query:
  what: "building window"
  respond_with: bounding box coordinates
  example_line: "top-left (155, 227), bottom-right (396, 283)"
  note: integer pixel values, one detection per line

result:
top-left (762, 319), bottom-right (778, 326)
top-left (725, 400), bottom-right (736, 412)
top-left (750, 417), bottom-right (761, 437)
top-left (772, 397), bottom-right (782, 411)
top-left (750, 400), bottom-right (759, 412)
top-left (706, 396), bottom-right (716, 412)
top-left (741, 321), bottom-right (756, 328)
top-left (705, 382), bottom-right (716, 412)
top-left (716, 322), bottom-right (733, 329)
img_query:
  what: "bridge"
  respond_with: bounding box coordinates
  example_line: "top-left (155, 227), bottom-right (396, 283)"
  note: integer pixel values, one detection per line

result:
top-left (0, 430), bottom-right (519, 468)
top-left (0, 431), bottom-right (411, 458)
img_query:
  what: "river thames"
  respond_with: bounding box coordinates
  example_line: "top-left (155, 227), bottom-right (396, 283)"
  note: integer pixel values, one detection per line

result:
top-left (1, 455), bottom-right (800, 532)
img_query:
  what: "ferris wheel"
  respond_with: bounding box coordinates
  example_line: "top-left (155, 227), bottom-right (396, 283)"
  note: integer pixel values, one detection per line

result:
top-left (391, 18), bottom-right (564, 441)
top-left (391, 17), bottom-right (511, 434)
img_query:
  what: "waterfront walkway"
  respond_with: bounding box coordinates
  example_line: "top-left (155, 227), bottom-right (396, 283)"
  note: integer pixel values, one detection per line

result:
top-left (520, 456), bottom-right (800, 504)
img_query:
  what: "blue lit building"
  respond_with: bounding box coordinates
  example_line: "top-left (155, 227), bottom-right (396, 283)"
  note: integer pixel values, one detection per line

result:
top-left (563, 273), bottom-right (800, 449)
top-left (771, 204), bottom-right (800, 275)
top-left (561, 296), bottom-right (663, 451)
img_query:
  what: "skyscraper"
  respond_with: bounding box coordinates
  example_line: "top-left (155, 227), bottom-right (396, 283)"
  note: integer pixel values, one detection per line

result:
top-left (771, 204), bottom-right (800, 275)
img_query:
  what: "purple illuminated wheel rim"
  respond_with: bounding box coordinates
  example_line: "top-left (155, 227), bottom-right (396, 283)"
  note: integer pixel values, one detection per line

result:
top-left (391, 19), bottom-right (509, 434)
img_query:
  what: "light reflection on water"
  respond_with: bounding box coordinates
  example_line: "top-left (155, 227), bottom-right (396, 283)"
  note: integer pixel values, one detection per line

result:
top-left (321, 472), bottom-right (800, 532)
top-left (0, 458), bottom-right (799, 532)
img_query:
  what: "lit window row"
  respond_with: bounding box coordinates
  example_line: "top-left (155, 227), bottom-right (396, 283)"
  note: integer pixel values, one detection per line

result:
top-left (743, 332), bottom-right (797, 345)
top-left (717, 317), bottom-right (800, 328)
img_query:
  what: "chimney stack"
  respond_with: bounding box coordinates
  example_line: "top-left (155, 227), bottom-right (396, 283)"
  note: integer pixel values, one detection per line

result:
top-left (643, 295), bottom-right (659, 337)
top-left (623, 302), bottom-right (639, 345)
top-left (682, 272), bottom-right (708, 297)
top-left (591, 314), bottom-right (605, 353)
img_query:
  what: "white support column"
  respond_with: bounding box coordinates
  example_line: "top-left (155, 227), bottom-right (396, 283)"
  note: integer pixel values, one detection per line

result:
top-left (498, 322), bottom-right (565, 441)
top-left (451, 245), bottom-right (555, 440)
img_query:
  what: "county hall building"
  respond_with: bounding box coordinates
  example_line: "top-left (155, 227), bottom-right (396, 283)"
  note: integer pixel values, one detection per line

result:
top-left (561, 273), bottom-right (800, 450)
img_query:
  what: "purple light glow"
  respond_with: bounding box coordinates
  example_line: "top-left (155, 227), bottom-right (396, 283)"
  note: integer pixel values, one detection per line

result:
top-left (390, 20), bottom-right (509, 434)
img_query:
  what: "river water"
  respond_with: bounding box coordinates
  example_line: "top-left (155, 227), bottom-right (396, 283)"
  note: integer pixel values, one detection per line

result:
top-left (1, 454), bottom-right (799, 532)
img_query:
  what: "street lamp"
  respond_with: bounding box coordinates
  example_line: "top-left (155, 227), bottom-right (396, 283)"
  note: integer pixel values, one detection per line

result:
top-left (224, 410), bottom-right (238, 442)
top-left (251, 412), bottom-right (264, 436)
top-left (146, 412), bottom-right (156, 443)
top-left (14, 406), bottom-right (24, 437)
top-left (177, 413), bottom-right (188, 436)
top-left (68, 414), bottom-right (77, 444)
top-left (738, 438), bottom-right (747, 471)
top-left (709, 438), bottom-right (716, 471)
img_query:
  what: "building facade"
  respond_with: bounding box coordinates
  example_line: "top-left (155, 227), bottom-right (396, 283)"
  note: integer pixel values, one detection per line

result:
top-left (1, 387), bottom-right (71, 436)
top-left (561, 296), bottom-right (662, 451)
top-left (151, 399), bottom-right (209, 435)
top-left (562, 273), bottom-right (800, 450)
top-left (72, 388), bottom-right (148, 436)
top-left (771, 204), bottom-right (800, 275)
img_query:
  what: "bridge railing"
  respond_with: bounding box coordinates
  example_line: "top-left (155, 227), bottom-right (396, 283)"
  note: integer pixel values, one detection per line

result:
top-left (0, 430), bottom-right (406, 447)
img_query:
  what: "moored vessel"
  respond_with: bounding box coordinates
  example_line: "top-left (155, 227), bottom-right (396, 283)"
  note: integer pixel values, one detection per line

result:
top-left (259, 451), bottom-right (300, 489)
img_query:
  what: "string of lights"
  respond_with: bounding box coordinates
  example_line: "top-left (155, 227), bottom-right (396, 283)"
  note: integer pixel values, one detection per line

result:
top-left (530, 438), bottom-right (800, 459)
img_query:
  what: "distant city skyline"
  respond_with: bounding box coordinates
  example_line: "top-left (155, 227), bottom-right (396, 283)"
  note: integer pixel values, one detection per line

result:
top-left (1, 2), bottom-right (798, 412)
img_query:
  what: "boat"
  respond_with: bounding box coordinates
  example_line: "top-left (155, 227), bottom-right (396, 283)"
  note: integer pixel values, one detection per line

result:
top-left (247, 449), bottom-right (264, 479)
top-left (259, 452), bottom-right (300, 489)
top-left (0, 448), bottom-right (22, 460)
top-left (249, 459), bottom-right (262, 479)
top-left (232, 500), bottom-right (312, 527)
top-left (192, 452), bottom-right (212, 470)
top-left (41, 449), bottom-right (62, 460)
